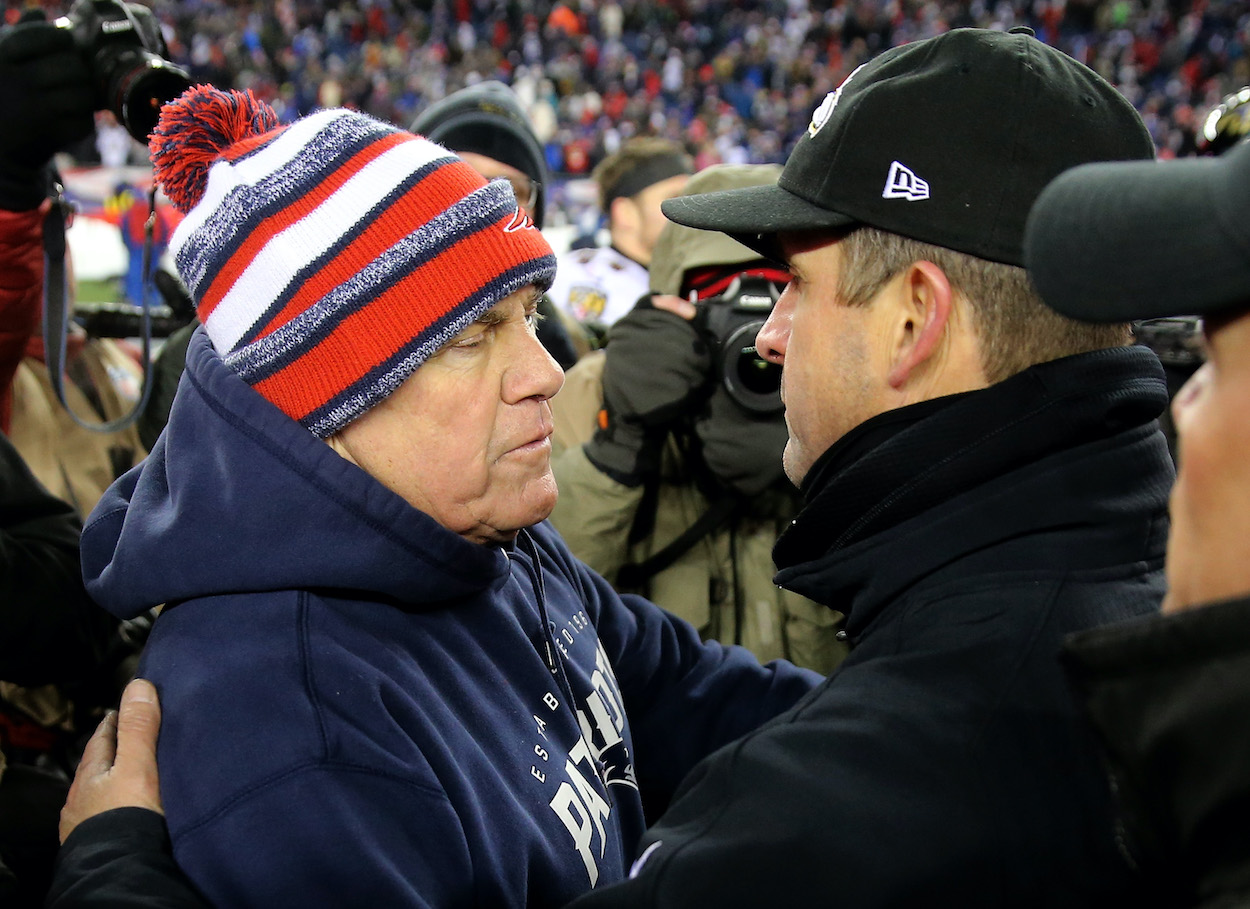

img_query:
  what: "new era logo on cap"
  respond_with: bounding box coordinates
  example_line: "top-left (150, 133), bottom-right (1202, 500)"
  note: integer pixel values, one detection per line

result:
top-left (883, 161), bottom-right (930, 201)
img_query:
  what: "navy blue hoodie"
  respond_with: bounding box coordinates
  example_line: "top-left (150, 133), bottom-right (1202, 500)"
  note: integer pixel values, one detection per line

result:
top-left (81, 329), bottom-right (818, 908)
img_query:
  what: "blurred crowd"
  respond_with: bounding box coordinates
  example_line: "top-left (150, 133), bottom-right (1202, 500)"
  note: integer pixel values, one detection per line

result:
top-left (1, 3), bottom-right (1249, 905)
top-left (13, 0), bottom-right (1250, 228)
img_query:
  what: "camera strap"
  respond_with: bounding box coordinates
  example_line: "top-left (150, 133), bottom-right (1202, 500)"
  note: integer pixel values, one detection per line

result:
top-left (41, 182), bottom-right (154, 433)
top-left (616, 492), bottom-right (740, 591)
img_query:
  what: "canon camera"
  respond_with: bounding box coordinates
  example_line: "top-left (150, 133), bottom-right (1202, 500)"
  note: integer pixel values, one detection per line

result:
top-left (697, 274), bottom-right (784, 416)
top-left (57, 0), bottom-right (191, 142)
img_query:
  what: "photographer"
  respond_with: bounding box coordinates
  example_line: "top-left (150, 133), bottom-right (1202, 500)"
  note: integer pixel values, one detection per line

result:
top-left (0, 9), bottom-right (185, 904)
top-left (0, 0), bottom-right (193, 515)
top-left (550, 165), bottom-right (846, 674)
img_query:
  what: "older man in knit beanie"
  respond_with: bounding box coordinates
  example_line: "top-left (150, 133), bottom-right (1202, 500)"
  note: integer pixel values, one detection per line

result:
top-left (65, 86), bottom-right (817, 908)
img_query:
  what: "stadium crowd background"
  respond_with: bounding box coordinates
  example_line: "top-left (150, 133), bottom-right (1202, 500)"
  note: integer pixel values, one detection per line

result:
top-left (16, 0), bottom-right (1250, 236)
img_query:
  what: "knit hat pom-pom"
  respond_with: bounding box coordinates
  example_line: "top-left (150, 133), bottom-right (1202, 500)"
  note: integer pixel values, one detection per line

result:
top-left (150, 85), bottom-right (281, 214)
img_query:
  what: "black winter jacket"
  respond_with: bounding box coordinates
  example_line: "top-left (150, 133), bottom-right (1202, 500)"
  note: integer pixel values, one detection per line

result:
top-left (47, 809), bottom-right (209, 909)
top-left (1065, 593), bottom-right (1250, 909)
top-left (0, 431), bottom-right (116, 687)
top-left (571, 346), bottom-right (1175, 908)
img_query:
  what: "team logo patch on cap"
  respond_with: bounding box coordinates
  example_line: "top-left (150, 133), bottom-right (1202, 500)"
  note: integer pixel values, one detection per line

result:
top-left (503, 207), bottom-right (536, 233)
top-left (882, 161), bottom-right (930, 201)
top-left (808, 63), bottom-right (866, 138)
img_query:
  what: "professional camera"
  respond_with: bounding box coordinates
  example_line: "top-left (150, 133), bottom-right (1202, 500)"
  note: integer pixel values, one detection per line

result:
top-left (697, 274), bottom-right (783, 416)
top-left (1133, 317), bottom-right (1205, 368)
top-left (56, 0), bottom-right (190, 142)
top-left (74, 300), bottom-right (191, 339)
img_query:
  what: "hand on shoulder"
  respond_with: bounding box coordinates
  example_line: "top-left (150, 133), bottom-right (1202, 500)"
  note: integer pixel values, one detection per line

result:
top-left (60, 678), bottom-right (164, 842)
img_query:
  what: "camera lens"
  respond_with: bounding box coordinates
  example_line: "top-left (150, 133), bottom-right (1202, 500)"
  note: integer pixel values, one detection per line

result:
top-left (721, 320), bottom-right (783, 415)
top-left (108, 54), bottom-right (192, 140)
top-left (60, 0), bottom-right (192, 143)
top-left (735, 348), bottom-right (782, 395)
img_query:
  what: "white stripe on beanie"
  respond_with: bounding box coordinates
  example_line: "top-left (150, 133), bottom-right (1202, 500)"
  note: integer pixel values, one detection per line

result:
top-left (226, 179), bottom-right (517, 381)
top-left (170, 109), bottom-right (348, 262)
top-left (204, 137), bottom-right (457, 352)
top-left (173, 111), bottom-right (383, 295)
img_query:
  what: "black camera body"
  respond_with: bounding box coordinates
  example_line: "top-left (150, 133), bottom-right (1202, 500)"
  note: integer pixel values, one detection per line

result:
top-left (1133, 316), bottom-right (1205, 368)
top-left (697, 274), bottom-right (783, 415)
top-left (74, 300), bottom-right (190, 339)
top-left (56, 0), bottom-right (190, 142)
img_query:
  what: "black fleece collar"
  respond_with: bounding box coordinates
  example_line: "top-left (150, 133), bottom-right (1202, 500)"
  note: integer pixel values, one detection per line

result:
top-left (775, 345), bottom-right (1170, 571)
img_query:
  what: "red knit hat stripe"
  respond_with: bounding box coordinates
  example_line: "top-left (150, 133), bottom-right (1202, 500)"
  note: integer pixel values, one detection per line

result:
top-left (201, 136), bottom-right (466, 354)
top-left (224, 178), bottom-right (533, 385)
top-left (300, 258), bottom-right (553, 436)
top-left (245, 156), bottom-right (498, 345)
top-left (196, 129), bottom-right (413, 323)
top-left (252, 211), bottom-right (554, 422)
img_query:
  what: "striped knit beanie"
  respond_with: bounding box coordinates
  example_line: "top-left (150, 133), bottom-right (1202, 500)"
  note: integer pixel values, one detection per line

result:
top-left (150, 85), bottom-right (557, 438)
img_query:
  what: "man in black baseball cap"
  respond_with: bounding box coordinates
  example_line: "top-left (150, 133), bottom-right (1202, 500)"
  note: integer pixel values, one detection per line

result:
top-left (1026, 137), bottom-right (1250, 908)
top-left (567, 26), bottom-right (1174, 908)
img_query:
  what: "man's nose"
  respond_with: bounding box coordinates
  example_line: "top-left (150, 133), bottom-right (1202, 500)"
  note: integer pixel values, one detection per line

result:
top-left (512, 329), bottom-right (566, 402)
top-left (755, 295), bottom-right (792, 364)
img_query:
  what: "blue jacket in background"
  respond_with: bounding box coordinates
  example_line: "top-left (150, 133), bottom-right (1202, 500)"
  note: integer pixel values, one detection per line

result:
top-left (80, 328), bottom-right (819, 909)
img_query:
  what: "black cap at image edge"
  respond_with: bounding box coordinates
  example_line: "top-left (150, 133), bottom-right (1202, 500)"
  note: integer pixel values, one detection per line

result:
top-left (1024, 139), bottom-right (1250, 324)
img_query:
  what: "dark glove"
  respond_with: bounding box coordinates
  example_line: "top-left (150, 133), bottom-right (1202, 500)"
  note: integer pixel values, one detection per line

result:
top-left (0, 13), bottom-right (94, 210)
top-left (694, 384), bottom-right (791, 496)
top-left (584, 296), bottom-right (713, 485)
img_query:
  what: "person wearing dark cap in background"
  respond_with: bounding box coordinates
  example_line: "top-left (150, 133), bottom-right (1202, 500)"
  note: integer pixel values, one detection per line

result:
top-left (1026, 135), bottom-right (1250, 909)
top-left (564, 26), bottom-right (1175, 908)
top-left (547, 138), bottom-right (693, 337)
top-left (412, 80), bottom-right (587, 368)
top-left (1126, 87), bottom-right (1250, 464)
top-left (70, 84), bottom-right (816, 908)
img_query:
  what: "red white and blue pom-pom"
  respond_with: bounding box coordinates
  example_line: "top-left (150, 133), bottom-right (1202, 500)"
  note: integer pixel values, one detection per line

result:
top-left (149, 84), bottom-right (281, 214)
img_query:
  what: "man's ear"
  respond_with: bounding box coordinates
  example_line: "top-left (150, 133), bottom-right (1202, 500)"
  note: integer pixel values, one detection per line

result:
top-left (886, 260), bottom-right (953, 389)
top-left (608, 195), bottom-right (639, 233)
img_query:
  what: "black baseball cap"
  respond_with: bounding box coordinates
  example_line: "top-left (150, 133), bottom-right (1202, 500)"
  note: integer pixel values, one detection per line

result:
top-left (411, 81), bottom-right (549, 228)
top-left (1025, 137), bottom-right (1250, 323)
top-left (662, 27), bottom-right (1154, 267)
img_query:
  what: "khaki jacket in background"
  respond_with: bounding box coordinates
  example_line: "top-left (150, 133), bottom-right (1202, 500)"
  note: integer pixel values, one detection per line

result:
top-left (4, 338), bottom-right (146, 743)
top-left (550, 353), bottom-right (846, 674)
top-left (9, 337), bottom-right (146, 518)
